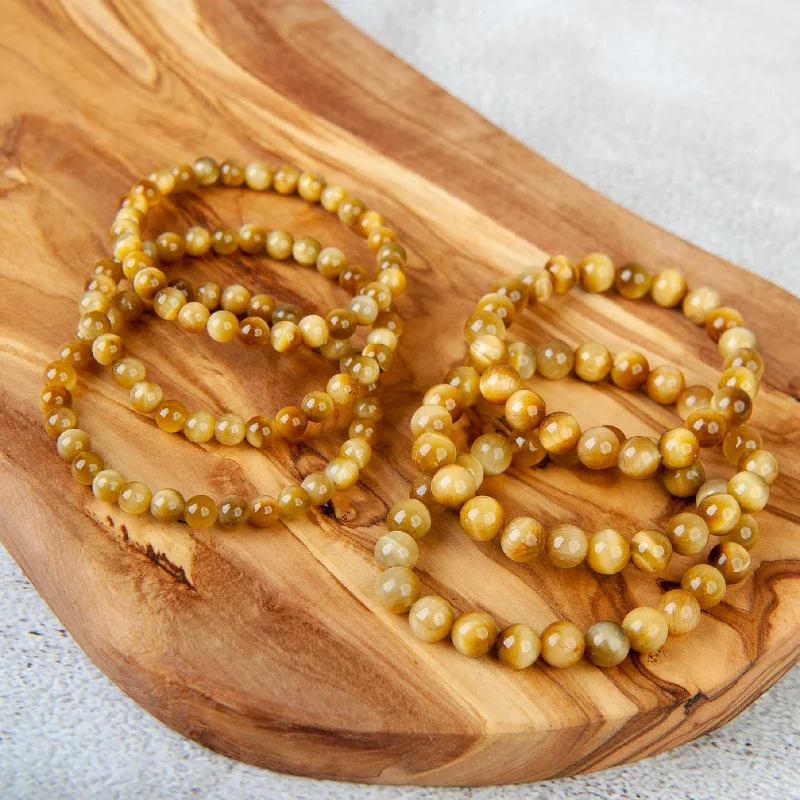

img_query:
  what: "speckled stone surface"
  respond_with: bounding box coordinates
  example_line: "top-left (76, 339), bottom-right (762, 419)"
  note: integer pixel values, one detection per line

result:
top-left (2, 1), bottom-right (799, 797)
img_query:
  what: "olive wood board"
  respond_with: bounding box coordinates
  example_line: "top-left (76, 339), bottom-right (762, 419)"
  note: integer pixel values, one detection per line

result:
top-left (0, 0), bottom-right (798, 787)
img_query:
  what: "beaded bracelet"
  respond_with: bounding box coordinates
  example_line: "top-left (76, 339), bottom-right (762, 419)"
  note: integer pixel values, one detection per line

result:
top-left (40, 157), bottom-right (409, 529)
top-left (372, 253), bottom-right (776, 669)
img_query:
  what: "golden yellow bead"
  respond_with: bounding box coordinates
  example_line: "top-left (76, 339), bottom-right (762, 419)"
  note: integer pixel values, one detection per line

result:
top-left (386, 499), bottom-right (432, 540)
top-left (458, 495), bottom-right (504, 541)
top-left (366, 226), bottom-right (398, 254)
top-left (658, 427), bottom-right (699, 469)
top-left (113, 234), bottom-right (144, 262)
top-left (712, 386), bottom-right (753, 428)
top-left (78, 290), bottom-right (111, 317)
top-left (491, 276), bottom-right (529, 312)
top-left (577, 426), bottom-right (620, 470)
top-left (469, 334), bottom-right (508, 373)
top-left (91, 333), bottom-right (124, 367)
top-left (696, 478), bottom-right (729, 506)
top-left (153, 287), bottom-right (186, 321)
top-left (292, 235), bottom-right (321, 267)
top-left (622, 607), bottom-right (669, 654)
top-left (336, 195), bottom-right (367, 227)
top-left (658, 589), bottom-right (700, 635)
top-left (277, 485), bottom-right (311, 520)
top-left (169, 164), bottom-right (196, 192)
top-left (536, 339), bottom-right (574, 379)
top-left (718, 326), bottom-right (757, 360)
top-left (410, 405), bottom-right (453, 438)
top-left (464, 310), bottom-right (505, 343)
top-left (150, 488), bottom-right (185, 522)
top-left (275, 406), bottom-right (307, 441)
top-left (722, 424), bottom-right (762, 464)
top-left (705, 306), bottom-right (744, 342)
top-left (57, 339), bottom-right (93, 371)
top-left (300, 471), bottom-right (335, 505)
top-left (614, 262), bottom-right (652, 299)
top-left (76, 311), bottom-right (111, 342)
top-left (677, 385), bottom-right (713, 420)
top-left (709, 541), bottom-right (752, 584)
top-left (184, 226), bottom-right (212, 256)
top-left (408, 596), bottom-right (454, 642)
top-left (539, 412), bottom-right (581, 455)
top-left (269, 320), bottom-right (300, 353)
top-left (273, 163), bottom-right (300, 195)
top-left (520, 266), bottom-right (554, 302)
top-left (320, 184), bottom-right (347, 212)
top-left (500, 517), bottom-right (545, 561)
top-left (724, 347), bottom-right (764, 380)
top-left (546, 524), bottom-right (588, 568)
top-left (112, 357), bottom-right (146, 389)
top-left (154, 399), bottom-right (188, 434)
top-left (685, 408), bottom-right (727, 448)
top-left (630, 529), bottom-right (673, 572)
top-left (298, 170), bottom-right (325, 201)
top-left (374, 531), bottom-right (419, 570)
top-left (479, 365), bottom-right (521, 404)
top-left (574, 342), bottom-right (612, 382)
top-left (540, 621), bottom-right (585, 668)
top-left (237, 317), bottom-right (270, 348)
top-left (587, 528), bottom-right (630, 575)
top-left (92, 469), bottom-right (125, 504)
top-left (504, 389), bottom-right (546, 432)
top-left (39, 386), bottom-right (71, 414)
top-left (366, 327), bottom-right (398, 350)
top-left (56, 428), bottom-right (90, 461)
top-left (43, 360), bottom-right (77, 391)
top-left (347, 355), bottom-right (381, 386)
top-left (183, 495), bottom-right (218, 529)
top-left (497, 624), bottom-right (541, 669)
top-left (218, 284), bottom-right (250, 315)
top-left (297, 391), bottom-right (332, 424)
top-left (349, 418), bottom-right (378, 445)
top-left (155, 231), bottom-right (185, 263)
top-left (666, 512), bottom-right (709, 556)
top-left (423, 383), bottom-right (464, 422)
top-left (444, 366), bottom-right (480, 408)
top-left (611, 350), bottom-right (649, 390)
top-left (112, 290), bottom-right (145, 323)
top-left (68, 450), bottom-right (103, 485)
top-left (244, 160), bottom-right (273, 190)
top-left (451, 611), bottom-right (497, 657)
top-left (662, 461), bottom-right (706, 498)
top-left (507, 340), bottom-right (535, 380)
top-left (646, 365), bottom-right (685, 406)
top-left (326, 372), bottom-right (359, 406)
top-left (585, 621), bottom-right (630, 667)
top-left (263, 229), bottom-right (292, 260)
top-left (350, 296), bottom-right (380, 327)
top-left (352, 395), bottom-right (383, 422)
top-left (681, 564), bottom-right (726, 609)
top-left (698, 493), bottom-right (741, 534)
top-left (683, 286), bottom-right (721, 324)
top-left (118, 480), bottom-right (151, 515)
top-left (471, 432), bottom-right (513, 476)
top-left (132, 266), bottom-right (167, 302)
top-left (183, 410), bottom-right (215, 443)
top-left (412, 433), bottom-right (458, 475)
top-left (196, 281), bottom-right (222, 311)
top-left (212, 413), bottom-right (245, 446)
top-left (324, 456), bottom-right (360, 490)
top-left (375, 566), bottom-right (420, 613)
top-left (244, 415), bottom-right (278, 449)
top-left (618, 436), bottom-right (661, 479)
top-left (738, 449), bottom-right (778, 486)
top-left (727, 471), bottom-right (769, 512)
top-left (509, 430), bottom-right (547, 467)
top-left (726, 513), bottom-right (760, 550)
top-left (719, 366), bottom-right (759, 400)
top-left (129, 381), bottom-right (163, 414)
top-left (650, 269), bottom-right (687, 307)
top-left (579, 252), bottom-right (615, 293)
top-left (249, 496), bottom-right (280, 528)
top-left (206, 310), bottom-right (239, 343)
top-left (358, 209), bottom-right (385, 237)
top-left (340, 437), bottom-right (372, 469)
top-left (544, 255), bottom-right (576, 294)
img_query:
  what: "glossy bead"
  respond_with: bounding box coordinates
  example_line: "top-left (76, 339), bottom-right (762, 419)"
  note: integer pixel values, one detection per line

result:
top-left (451, 611), bottom-right (497, 657)
top-left (538, 412), bottom-right (581, 455)
top-left (738, 449), bottom-right (778, 486)
top-left (154, 400), bottom-right (188, 434)
top-left (630, 529), bottom-right (673, 572)
top-left (149, 489), bottom-right (184, 522)
top-left (270, 320), bottom-right (301, 353)
top-left (500, 517), bottom-right (545, 561)
top-left (185, 226), bottom-right (212, 256)
top-left (298, 171), bottom-right (324, 201)
top-left (683, 286), bottom-right (721, 324)
top-left (410, 405), bottom-right (452, 438)
top-left (540, 621), bottom-right (585, 668)
top-left (615, 262), bottom-right (652, 299)
top-left (727, 513), bottom-right (760, 551)
top-left (587, 528), bottom-right (630, 575)
top-left (696, 478), bottom-right (729, 506)
top-left (658, 427), bottom-right (699, 469)
top-left (444, 366), bottom-right (481, 407)
top-left (579, 252), bottom-right (615, 293)
top-left (574, 342), bottom-right (612, 383)
top-left (111, 357), bottom-right (146, 389)
top-left (183, 410), bottom-right (215, 443)
top-left (431, 465), bottom-right (476, 509)
top-left (57, 428), bottom-right (90, 461)
top-left (132, 266), bottom-right (167, 303)
top-left (709, 541), bottom-right (752, 584)
top-left (44, 407), bottom-right (78, 439)
top-left (423, 384), bottom-right (464, 422)
top-left (347, 355), bottom-right (381, 386)
top-left (349, 295), bottom-right (379, 326)
top-left (724, 347), bottom-right (764, 380)
top-left (658, 589), bottom-right (700, 635)
top-left (578, 426), bottom-right (621, 470)
top-left (155, 231), bottom-right (185, 262)
top-left (464, 311), bottom-right (505, 344)
top-left (243, 415), bottom-right (277, 449)
top-left (618, 436), bottom-right (661, 479)
top-left (666, 512), bottom-right (709, 556)
top-left (375, 531), bottom-right (419, 570)
top-left (622, 607), bottom-right (669, 654)
top-left (277, 485), bottom-right (311, 520)
top-left (507, 341), bottom-right (536, 379)
top-left (479, 365), bottom-right (521, 404)
top-left (249, 496), bottom-right (281, 528)
top-left (509, 430), bottom-right (547, 467)
top-left (705, 306), bottom-right (744, 342)
top-left (297, 472), bottom-right (333, 506)
top-left (130, 381), bottom-right (163, 414)
top-left (681, 564), bottom-right (726, 609)
top-left (184, 495), bottom-right (218, 529)
top-left (78, 289), bottom-right (110, 315)
top-left (219, 284), bottom-right (250, 315)
top-left (196, 281), bottom-right (222, 310)
top-left (586, 621), bottom-right (630, 667)
top-left (520, 266), bottom-right (554, 302)
top-left (650, 269), bottom-right (687, 307)
top-left (273, 163), bottom-right (300, 195)
top-left (712, 386), bottom-right (753, 428)
top-left (76, 311), bottom-right (111, 341)
top-left (386, 499), bottom-right (431, 540)
top-left (213, 413), bottom-right (245, 446)
top-left (91, 333), bottom-right (125, 367)
top-left (469, 334), bottom-right (508, 373)
top-left (326, 373), bottom-right (360, 406)
top-left (375, 566), bottom-right (420, 613)
top-left (504, 390), bottom-right (545, 432)
top-left (685, 408), bottom-right (727, 448)
top-left (324, 457), bottom-right (360, 490)
top-left (340, 437), bottom-right (372, 469)
top-left (611, 351), bottom-right (649, 390)
top-left (718, 326), bottom-right (757, 359)
top-left (69, 450), bottom-right (103, 485)
top-left (112, 290), bottom-right (144, 323)
top-left (719, 366), bottom-right (759, 400)
top-left (237, 224), bottom-right (267, 254)
top-left (118, 481), bottom-right (151, 515)
top-left (546, 524), bottom-right (588, 568)
top-left (476, 292), bottom-right (516, 323)
top-left (39, 385), bottom-right (71, 413)
top-left (352, 396), bottom-right (383, 422)
top-left (646, 365), bottom-right (685, 405)
top-left (456, 454), bottom-right (484, 489)
top-left (698, 493), bottom-right (741, 534)
top-left (471, 433), bottom-right (513, 476)
top-left (453, 496), bottom-right (502, 540)
top-left (728, 471), bottom-right (769, 512)
top-left (722, 424), bottom-right (763, 464)
top-left (540, 255), bottom-right (574, 294)
top-left (663, 461), bottom-right (706, 498)
top-left (43, 360), bottom-right (77, 391)
top-left (92, 469), bottom-right (125, 504)
top-left (350, 418), bottom-right (378, 444)
top-left (207, 310), bottom-right (239, 343)
top-left (265, 229), bottom-right (292, 260)
top-left (275, 406), bottom-right (307, 441)
top-left (235, 317), bottom-right (269, 348)
top-left (408, 596), bottom-right (453, 642)
top-left (497, 624), bottom-right (541, 669)
top-left (338, 264), bottom-right (367, 293)
top-left (153, 287), bottom-right (186, 321)
top-left (536, 339), bottom-right (574, 380)
top-left (677, 385), bottom-right (713, 420)
top-left (244, 160), bottom-right (273, 190)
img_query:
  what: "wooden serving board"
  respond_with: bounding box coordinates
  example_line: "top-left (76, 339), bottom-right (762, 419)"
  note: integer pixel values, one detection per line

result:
top-left (1, 0), bottom-right (798, 786)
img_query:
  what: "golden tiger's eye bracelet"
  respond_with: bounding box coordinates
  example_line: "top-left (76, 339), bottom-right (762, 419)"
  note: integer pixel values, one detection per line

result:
top-left (40, 157), bottom-right (409, 528)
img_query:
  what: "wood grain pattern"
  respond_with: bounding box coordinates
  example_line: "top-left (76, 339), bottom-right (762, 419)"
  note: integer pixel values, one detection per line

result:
top-left (1, 0), bottom-right (798, 786)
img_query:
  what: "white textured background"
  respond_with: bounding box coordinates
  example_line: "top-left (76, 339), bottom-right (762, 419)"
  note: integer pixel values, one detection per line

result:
top-left (2, 1), bottom-right (799, 798)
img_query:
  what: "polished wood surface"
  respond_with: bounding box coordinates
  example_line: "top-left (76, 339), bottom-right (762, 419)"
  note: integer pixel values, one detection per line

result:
top-left (0, 0), bottom-right (798, 786)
